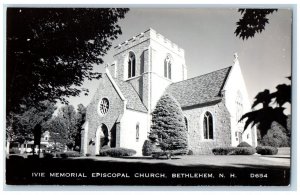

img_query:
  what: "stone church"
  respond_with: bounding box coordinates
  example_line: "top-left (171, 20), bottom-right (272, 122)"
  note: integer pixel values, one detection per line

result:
top-left (81, 28), bottom-right (257, 156)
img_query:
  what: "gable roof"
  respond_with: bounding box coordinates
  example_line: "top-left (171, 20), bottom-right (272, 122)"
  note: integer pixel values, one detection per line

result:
top-left (113, 77), bottom-right (148, 113)
top-left (166, 66), bottom-right (232, 108)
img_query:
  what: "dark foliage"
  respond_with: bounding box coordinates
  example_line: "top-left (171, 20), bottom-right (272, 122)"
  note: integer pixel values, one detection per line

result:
top-left (240, 77), bottom-right (291, 138)
top-left (256, 146), bottom-right (278, 155)
top-left (149, 94), bottom-right (188, 152)
top-left (7, 8), bottom-right (129, 114)
top-left (99, 147), bottom-right (136, 157)
top-left (230, 147), bottom-right (256, 155)
top-left (235, 9), bottom-right (277, 40)
top-left (212, 147), bottom-right (236, 155)
top-left (237, 141), bottom-right (252, 147)
top-left (57, 151), bottom-right (81, 158)
top-left (212, 147), bottom-right (256, 155)
top-left (142, 140), bottom-right (155, 156)
top-left (260, 121), bottom-right (290, 147)
top-left (187, 150), bottom-right (193, 155)
top-left (43, 153), bottom-right (55, 159)
top-left (9, 148), bottom-right (20, 154)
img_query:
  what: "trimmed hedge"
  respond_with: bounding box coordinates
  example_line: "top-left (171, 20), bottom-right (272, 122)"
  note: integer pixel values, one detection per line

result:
top-left (212, 147), bottom-right (256, 155)
top-left (230, 147), bottom-right (256, 155)
top-left (57, 151), bottom-right (81, 158)
top-left (237, 141), bottom-right (252, 147)
top-left (256, 146), bottom-right (278, 155)
top-left (44, 152), bottom-right (55, 159)
top-left (99, 147), bottom-right (136, 157)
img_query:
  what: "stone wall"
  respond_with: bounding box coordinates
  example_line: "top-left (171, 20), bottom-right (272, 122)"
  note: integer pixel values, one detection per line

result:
top-left (183, 101), bottom-right (231, 154)
top-left (84, 74), bottom-right (125, 155)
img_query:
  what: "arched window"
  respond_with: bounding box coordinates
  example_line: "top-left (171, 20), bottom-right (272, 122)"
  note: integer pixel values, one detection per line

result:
top-left (128, 52), bottom-right (136, 78)
top-left (164, 55), bottom-right (172, 79)
top-left (203, 111), bottom-right (213, 139)
top-left (136, 122), bottom-right (140, 141)
top-left (184, 116), bottom-right (188, 131)
top-left (236, 91), bottom-right (243, 123)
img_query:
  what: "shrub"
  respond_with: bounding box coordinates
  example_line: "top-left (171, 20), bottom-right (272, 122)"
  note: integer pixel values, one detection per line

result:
top-left (230, 147), bottom-right (256, 155)
top-left (212, 147), bottom-right (255, 155)
top-left (58, 151), bottom-right (81, 158)
top-left (149, 93), bottom-right (188, 152)
top-left (101, 145), bottom-right (111, 150)
top-left (237, 141), bottom-right (252, 147)
top-left (85, 153), bottom-right (91, 157)
top-left (256, 146), bottom-right (278, 155)
top-left (187, 149), bottom-right (193, 155)
top-left (142, 140), bottom-right (155, 156)
top-left (212, 147), bottom-right (236, 155)
top-left (9, 148), bottom-right (20, 154)
top-left (99, 147), bottom-right (136, 157)
top-left (44, 153), bottom-right (54, 159)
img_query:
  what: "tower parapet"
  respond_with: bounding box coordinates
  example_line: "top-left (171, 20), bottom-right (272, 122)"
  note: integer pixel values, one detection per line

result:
top-left (114, 28), bottom-right (184, 57)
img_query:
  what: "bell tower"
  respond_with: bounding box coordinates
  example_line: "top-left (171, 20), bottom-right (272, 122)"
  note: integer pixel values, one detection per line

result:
top-left (107, 28), bottom-right (187, 111)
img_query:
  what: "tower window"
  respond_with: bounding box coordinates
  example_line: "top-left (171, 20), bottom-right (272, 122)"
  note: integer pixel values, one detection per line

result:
top-left (136, 122), bottom-right (140, 142)
top-left (203, 111), bottom-right (213, 139)
top-left (128, 52), bottom-right (136, 78)
top-left (184, 116), bottom-right (188, 131)
top-left (164, 55), bottom-right (172, 79)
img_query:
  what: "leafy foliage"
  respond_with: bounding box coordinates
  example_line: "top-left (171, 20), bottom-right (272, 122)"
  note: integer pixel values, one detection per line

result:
top-left (239, 77), bottom-right (291, 138)
top-left (212, 147), bottom-right (256, 155)
top-left (260, 121), bottom-right (290, 147)
top-left (256, 146), bottom-right (278, 155)
top-left (6, 8), bottom-right (129, 114)
top-left (142, 140), bottom-right (156, 156)
top-left (44, 104), bottom-right (86, 150)
top-left (237, 141), bottom-right (252, 147)
top-left (235, 9), bottom-right (277, 40)
top-left (99, 147), bottom-right (136, 157)
top-left (6, 100), bottom-right (56, 144)
top-left (149, 94), bottom-right (188, 152)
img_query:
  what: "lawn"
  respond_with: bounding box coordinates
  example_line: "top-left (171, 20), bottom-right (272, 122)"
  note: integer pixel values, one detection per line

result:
top-left (6, 148), bottom-right (290, 186)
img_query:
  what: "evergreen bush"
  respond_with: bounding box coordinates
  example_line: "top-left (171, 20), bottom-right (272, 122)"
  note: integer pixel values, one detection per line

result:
top-left (142, 140), bottom-right (155, 156)
top-left (99, 147), bottom-right (136, 157)
top-left (212, 147), bottom-right (256, 155)
top-left (256, 146), bottom-right (278, 155)
top-left (237, 141), bottom-right (252, 147)
top-left (149, 93), bottom-right (188, 152)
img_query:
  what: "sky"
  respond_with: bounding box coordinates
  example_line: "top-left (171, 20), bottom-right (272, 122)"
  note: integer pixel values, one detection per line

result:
top-left (59, 8), bottom-right (292, 113)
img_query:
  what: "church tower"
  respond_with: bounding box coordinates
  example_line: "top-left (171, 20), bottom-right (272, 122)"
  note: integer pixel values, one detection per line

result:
top-left (107, 28), bottom-right (187, 111)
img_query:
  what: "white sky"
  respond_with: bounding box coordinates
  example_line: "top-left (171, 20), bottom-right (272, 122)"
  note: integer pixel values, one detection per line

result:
top-left (63, 8), bottom-right (292, 113)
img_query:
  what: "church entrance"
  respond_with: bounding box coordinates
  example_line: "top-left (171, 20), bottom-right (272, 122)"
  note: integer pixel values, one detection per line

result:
top-left (95, 123), bottom-right (110, 155)
top-left (100, 124), bottom-right (109, 148)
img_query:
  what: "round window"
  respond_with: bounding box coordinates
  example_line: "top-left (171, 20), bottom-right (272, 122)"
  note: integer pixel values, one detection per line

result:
top-left (99, 98), bottom-right (109, 116)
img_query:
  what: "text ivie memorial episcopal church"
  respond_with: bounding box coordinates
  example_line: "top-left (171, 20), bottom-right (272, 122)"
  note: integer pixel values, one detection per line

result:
top-left (80, 28), bottom-right (257, 156)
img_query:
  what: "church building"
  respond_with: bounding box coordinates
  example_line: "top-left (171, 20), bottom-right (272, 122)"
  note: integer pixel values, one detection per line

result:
top-left (81, 28), bottom-right (257, 156)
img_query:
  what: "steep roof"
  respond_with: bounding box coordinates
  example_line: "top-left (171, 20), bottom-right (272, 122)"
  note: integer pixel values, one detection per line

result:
top-left (166, 66), bottom-right (232, 108)
top-left (113, 77), bottom-right (148, 113)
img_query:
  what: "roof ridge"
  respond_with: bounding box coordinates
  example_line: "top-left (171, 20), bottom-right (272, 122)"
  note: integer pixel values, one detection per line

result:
top-left (171, 66), bottom-right (232, 85)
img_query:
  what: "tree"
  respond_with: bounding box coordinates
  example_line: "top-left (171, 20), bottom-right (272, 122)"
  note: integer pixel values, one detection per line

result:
top-left (74, 104), bottom-right (86, 150)
top-left (149, 94), bottom-right (188, 152)
top-left (6, 100), bottom-right (56, 155)
top-left (240, 77), bottom-right (291, 138)
top-left (7, 8), bottom-right (129, 114)
top-left (56, 105), bottom-right (78, 149)
top-left (259, 121), bottom-right (290, 147)
top-left (235, 9), bottom-right (277, 40)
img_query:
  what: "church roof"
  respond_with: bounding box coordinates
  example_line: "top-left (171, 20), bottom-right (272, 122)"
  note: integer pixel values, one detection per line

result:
top-left (166, 66), bottom-right (232, 108)
top-left (114, 78), bottom-right (148, 113)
